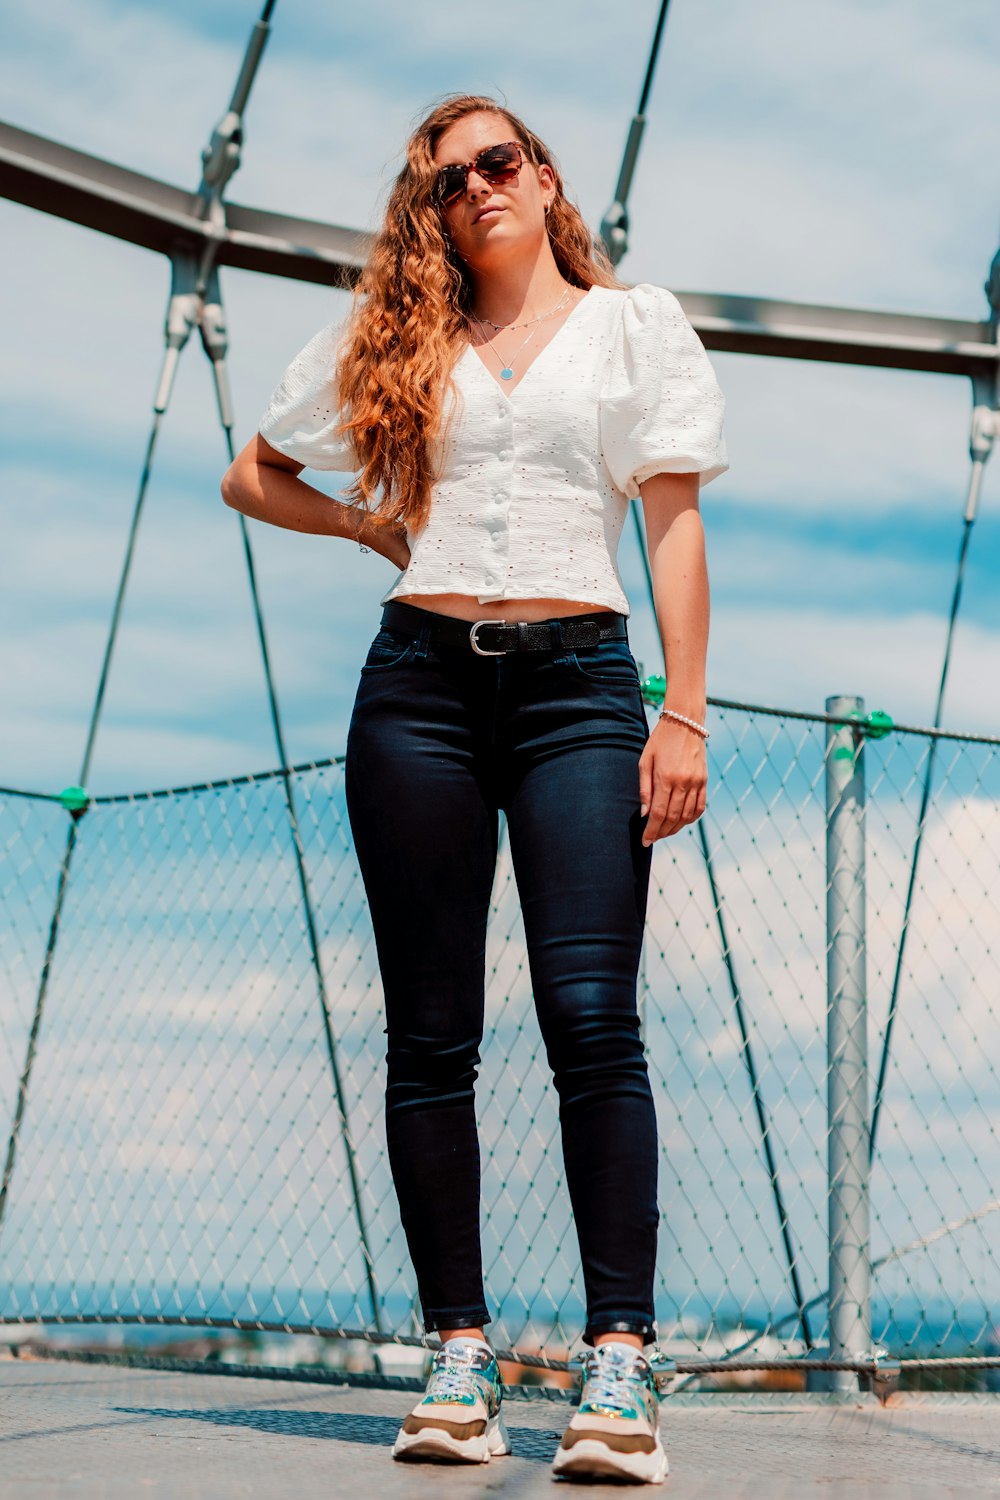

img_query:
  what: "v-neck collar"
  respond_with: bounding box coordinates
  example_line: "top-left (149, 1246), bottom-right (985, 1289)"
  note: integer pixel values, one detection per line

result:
top-left (461, 286), bottom-right (603, 401)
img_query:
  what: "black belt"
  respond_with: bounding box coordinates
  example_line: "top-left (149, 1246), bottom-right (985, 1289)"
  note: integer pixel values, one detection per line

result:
top-left (381, 600), bottom-right (628, 656)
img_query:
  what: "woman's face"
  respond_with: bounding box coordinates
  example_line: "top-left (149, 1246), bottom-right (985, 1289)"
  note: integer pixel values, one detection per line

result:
top-left (433, 111), bottom-right (554, 266)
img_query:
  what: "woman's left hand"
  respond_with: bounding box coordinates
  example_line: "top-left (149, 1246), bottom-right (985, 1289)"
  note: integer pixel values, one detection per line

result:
top-left (638, 715), bottom-right (708, 845)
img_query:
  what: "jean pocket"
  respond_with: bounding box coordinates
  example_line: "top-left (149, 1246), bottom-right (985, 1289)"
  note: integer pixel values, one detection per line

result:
top-left (360, 627), bottom-right (417, 673)
top-left (568, 638), bottom-right (640, 685)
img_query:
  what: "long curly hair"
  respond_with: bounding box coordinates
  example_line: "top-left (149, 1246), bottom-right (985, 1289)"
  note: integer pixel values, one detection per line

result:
top-left (334, 92), bottom-right (630, 536)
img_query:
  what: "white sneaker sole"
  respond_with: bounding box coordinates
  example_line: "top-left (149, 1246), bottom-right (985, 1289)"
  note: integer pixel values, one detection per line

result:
top-left (392, 1407), bottom-right (511, 1464)
top-left (551, 1431), bottom-right (669, 1484)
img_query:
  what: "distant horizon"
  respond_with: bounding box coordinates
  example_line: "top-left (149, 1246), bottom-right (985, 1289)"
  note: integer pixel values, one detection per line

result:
top-left (4, 1284), bottom-right (998, 1358)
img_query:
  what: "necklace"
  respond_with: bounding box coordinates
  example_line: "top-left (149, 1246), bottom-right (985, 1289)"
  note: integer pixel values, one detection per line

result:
top-left (469, 286), bottom-right (574, 381)
top-left (476, 286), bottom-right (576, 331)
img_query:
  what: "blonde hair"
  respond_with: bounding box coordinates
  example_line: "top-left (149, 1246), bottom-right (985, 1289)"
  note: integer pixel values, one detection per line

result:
top-left (334, 92), bottom-right (629, 536)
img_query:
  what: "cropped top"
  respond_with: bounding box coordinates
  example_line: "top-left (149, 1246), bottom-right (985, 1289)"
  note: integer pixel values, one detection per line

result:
top-left (257, 281), bottom-right (729, 618)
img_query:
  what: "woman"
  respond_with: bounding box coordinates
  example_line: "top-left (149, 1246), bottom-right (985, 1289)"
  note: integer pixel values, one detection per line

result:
top-left (222, 92), bottom-right (727, 1485)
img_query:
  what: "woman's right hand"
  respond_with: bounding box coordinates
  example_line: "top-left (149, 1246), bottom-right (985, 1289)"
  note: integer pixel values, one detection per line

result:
top-left (381, 521), bottom-right (412, 571)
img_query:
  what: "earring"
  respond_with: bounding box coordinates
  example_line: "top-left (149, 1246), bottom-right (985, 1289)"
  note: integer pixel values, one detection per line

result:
top-left (544, 201), bottom-right (551, 214)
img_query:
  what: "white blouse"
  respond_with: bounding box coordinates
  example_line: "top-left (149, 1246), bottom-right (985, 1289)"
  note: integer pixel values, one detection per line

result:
top-left (257, 281), bottom-right (729, 618)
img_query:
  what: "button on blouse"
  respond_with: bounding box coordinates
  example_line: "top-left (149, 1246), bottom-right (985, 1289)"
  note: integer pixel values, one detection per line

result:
top-left (257, 282), bottom-right (729, 618)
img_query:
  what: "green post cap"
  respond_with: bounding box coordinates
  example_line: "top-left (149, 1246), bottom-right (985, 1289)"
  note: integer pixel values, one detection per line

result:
top-left (864, 709), bottom-right (894, 739)
top-left (841, 708), bottom-right (895, 738)
top-left (838, 708), bottom-right (895, 744)
top-left (640, 672), bottom-right (667, 708)
top-left (57, 785), bottom-right (91, 816)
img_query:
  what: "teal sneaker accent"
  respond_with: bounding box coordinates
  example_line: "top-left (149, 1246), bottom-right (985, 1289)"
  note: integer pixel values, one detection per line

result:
top-left (418, 1341), bottom-right (503, 1414)
top-left (578, 1345), bottom-right (659, 1425)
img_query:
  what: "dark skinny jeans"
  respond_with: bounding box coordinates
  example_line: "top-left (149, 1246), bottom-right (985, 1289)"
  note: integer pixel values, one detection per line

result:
top-left (344, 600), bottom-right (659, 1347)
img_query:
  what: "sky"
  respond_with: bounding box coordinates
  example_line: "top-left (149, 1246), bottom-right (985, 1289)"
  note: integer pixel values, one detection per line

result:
top-left (2, 0), bottom-right (999, 1350)
top-left (1, 0), bottom-right (999, 794)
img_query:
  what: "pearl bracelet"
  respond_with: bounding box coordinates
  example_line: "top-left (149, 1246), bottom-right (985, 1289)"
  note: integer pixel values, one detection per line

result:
top-left (659, 707), bottom-right (710, 740)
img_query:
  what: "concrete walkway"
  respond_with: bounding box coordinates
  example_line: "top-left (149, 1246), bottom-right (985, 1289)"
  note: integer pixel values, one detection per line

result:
top-left (3, 1359), bottom-right (1000, 1497)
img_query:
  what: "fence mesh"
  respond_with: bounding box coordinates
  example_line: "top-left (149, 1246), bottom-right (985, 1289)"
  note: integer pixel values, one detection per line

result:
top-left (1, 698), bottom-right (999, 1374)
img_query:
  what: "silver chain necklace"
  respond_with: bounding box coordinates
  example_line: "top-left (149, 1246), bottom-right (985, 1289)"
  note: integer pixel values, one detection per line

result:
top-left (476, 285), bottom-right (575, 331)
top-left (469, 286), bottom-right (574, 381)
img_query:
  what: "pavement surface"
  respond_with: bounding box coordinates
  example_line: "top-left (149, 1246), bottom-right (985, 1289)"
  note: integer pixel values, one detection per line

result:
top-left (3, 1359), bottom-right (1000, 1497)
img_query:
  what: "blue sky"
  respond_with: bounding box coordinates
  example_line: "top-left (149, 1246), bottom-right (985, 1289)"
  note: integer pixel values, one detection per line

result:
top-left (3, 0), bottom-right (1000, 1351)
top-left (1, 0), bottom-right (999, 797)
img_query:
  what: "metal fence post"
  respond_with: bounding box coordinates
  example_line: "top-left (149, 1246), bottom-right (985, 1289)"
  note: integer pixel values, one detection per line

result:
top-left (820, 694), bottom-right (872, 1393)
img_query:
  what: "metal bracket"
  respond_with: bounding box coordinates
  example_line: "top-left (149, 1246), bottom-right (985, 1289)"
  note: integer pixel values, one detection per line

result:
top-left (865, 1345), bottom-right (903, 1404)
top-left (648, 1352), bottom-right (678, 1396)
top-left (841, 1344), bottom-right (904, 1403)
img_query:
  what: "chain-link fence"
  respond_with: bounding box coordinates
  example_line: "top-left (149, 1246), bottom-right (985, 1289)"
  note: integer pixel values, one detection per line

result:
top-left (2, 694), bottom-right (999, 1385)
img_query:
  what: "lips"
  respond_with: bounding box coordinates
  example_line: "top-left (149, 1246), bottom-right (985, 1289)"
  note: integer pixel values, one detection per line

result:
top-left (473, 206), bottom-right (504, 223)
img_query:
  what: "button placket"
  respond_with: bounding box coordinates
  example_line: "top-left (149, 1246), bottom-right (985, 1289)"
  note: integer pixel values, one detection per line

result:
top-left (484, 413), bottom-right (512, 584)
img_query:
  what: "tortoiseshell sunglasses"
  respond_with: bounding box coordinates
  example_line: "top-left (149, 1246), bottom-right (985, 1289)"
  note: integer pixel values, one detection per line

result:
top-left (434, 141), bottom-right (529, 207)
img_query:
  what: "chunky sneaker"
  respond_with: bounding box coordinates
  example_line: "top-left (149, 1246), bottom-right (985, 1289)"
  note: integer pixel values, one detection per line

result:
top-left (552, 1340), bottom-right (668, 1484)
top-left (391, 1336), bottom-right (511, 1464)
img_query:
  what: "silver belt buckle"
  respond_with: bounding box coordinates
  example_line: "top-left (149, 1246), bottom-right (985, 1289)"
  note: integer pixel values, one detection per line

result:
top-left (469, 618), bottom-right (509, 656)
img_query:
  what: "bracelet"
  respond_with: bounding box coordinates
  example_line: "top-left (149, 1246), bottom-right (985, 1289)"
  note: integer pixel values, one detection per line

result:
top-left (659, 707), bottom-right (710, 740)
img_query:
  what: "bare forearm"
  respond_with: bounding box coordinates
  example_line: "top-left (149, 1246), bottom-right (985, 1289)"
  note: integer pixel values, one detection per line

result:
top-left (222, 462), bottom-right (385, 553)
top-left (648, 509), bottom-right (709, 717)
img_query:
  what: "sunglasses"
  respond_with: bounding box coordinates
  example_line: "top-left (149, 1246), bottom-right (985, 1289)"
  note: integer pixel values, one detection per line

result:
top-left (434, 140), bottom-right (528, 207)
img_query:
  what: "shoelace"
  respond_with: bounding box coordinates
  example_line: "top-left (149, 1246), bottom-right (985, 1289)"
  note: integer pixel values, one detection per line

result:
top-left (428, 1345), bottom-right (491, 1401)
top-left (582, 1349), bottom-right (649, 1411)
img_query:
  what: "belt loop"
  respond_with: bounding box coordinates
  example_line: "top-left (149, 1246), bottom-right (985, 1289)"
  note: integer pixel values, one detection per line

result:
top-left (414, 620), bottom-right (431, 659)
top-left (517, 621), bottom-right (528, 653)
top-left (548, 618), bottom-right (565, 658)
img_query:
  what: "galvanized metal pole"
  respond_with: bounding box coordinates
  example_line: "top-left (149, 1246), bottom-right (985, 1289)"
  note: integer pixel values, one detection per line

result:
top-left (823, 695), bottom-right (872, 1393)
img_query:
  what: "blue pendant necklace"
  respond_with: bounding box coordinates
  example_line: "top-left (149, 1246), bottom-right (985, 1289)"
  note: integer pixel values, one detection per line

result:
top-left (470, 286), bottom-right (573, 381)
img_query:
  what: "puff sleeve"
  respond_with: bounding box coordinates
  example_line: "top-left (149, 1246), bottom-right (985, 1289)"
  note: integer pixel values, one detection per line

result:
top-left (600, 282), bottom-right (729, 496)
top-left (257, 321), bottom-right (359, 471)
